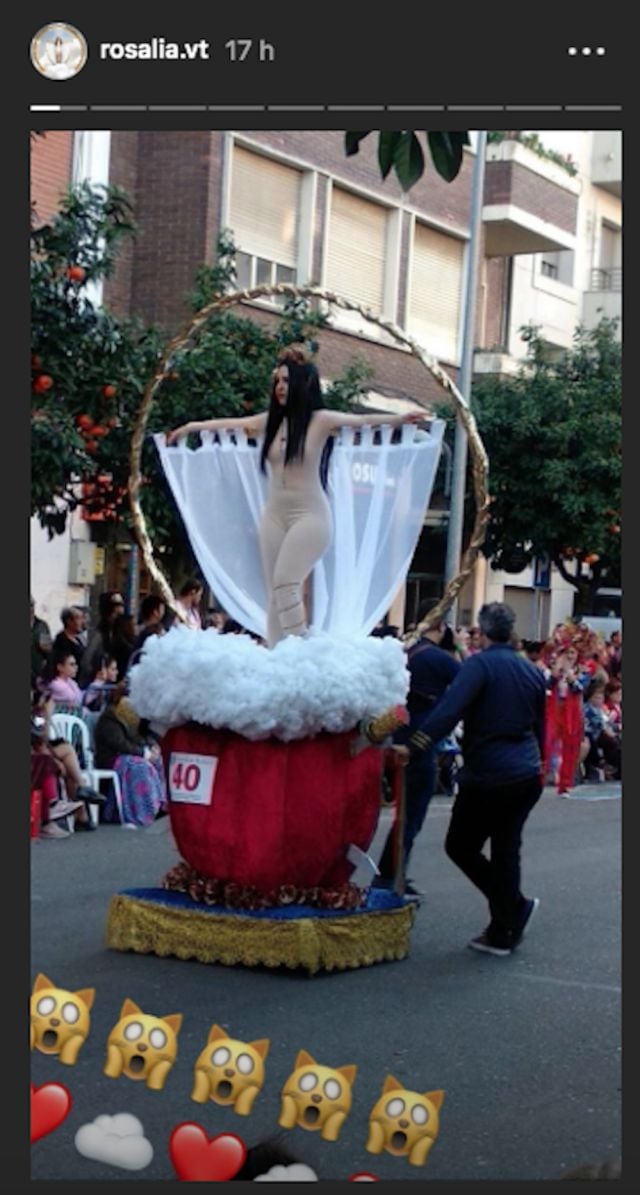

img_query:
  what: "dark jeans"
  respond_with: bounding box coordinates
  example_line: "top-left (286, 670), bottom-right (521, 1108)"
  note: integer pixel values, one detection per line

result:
top-left (444, 773), bottom-right (542, 938)
top-left (378, 748), bottom-right (437, 881)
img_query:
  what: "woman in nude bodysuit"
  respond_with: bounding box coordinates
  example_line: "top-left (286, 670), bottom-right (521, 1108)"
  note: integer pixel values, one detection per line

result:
top-left (167, 349), bottom-right (422, 647)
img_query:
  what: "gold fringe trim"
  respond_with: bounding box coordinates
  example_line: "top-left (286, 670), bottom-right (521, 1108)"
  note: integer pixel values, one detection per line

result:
top-left (106, 894), bottom-right (415, 975)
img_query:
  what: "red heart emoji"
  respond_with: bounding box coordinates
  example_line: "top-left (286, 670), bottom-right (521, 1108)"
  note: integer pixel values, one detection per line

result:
top-left (31, 1082), bottom-right (73, 1143)
top-left (169, 1124), bottom-right (247, 1182)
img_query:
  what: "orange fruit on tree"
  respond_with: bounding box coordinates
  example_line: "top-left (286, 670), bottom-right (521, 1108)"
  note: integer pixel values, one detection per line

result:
top-left (85, 439), bottom-right (98, 454)
top-left (76, 413), bottom-right (94, 431)
top-left (66, 265), bottom-right (86, 283)
top-left (33, 375), bottom-right (54, 394)
top-left (102, 384), bottom-right (117, 399)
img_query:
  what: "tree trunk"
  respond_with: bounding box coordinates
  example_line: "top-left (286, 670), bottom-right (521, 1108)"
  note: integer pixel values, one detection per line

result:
top-left (554, 556), bottom-right (602, 616)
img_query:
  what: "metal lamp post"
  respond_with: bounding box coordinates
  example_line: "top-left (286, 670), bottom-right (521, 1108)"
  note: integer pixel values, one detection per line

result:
top-left (443, 130), bottom-right (488, 624)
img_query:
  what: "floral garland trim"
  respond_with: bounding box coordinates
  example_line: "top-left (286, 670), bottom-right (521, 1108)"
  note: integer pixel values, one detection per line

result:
top-left (162, 861), bottom-right (367, 911)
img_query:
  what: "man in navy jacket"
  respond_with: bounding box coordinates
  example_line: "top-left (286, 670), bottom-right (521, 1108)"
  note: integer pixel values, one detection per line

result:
top-left (377, 613), bottom-right (460, 895)
top-left (411, 602), bottom-right (547, 955)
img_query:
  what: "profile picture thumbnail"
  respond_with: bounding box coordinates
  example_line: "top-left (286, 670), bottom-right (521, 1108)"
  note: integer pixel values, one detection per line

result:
top-left (31, 23), bottom-right (88, 81)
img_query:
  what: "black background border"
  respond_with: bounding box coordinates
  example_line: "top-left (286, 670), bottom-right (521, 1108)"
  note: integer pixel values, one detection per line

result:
top-left (10, 4), bottom-right (636, 1191)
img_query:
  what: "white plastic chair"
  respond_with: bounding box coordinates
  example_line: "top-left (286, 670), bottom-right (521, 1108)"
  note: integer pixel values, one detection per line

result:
top-left (50, 713), bottom-right (128, 828)
top-left (91, 768), bottom-right (130, 828)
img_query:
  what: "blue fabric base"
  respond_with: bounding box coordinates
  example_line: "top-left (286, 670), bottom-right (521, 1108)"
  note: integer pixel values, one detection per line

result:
top-left (120, 887), bottom-right (408, 920)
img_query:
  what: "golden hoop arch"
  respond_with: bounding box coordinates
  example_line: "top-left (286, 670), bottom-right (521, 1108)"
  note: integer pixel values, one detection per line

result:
top-left (129, 283), bottom-right (490, 633)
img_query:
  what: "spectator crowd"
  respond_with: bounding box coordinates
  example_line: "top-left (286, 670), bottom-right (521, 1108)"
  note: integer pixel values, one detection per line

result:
top-left (30, 583), bottom-right (621, 845)
top-left (379, 612), bottom-right (622, 797)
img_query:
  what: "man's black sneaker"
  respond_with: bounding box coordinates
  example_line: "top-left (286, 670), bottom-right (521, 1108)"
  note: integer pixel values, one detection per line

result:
top-left (512, 897), bottom-right (540, 947)
top-left (468, 931), bottom-right (512, 957)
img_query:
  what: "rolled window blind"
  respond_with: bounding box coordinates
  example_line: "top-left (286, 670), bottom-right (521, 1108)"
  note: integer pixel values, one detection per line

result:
top-left (230, 146), bottom-right (300, 267)
top-left (408, 223), bottom-right (464, 363)
top-left (326, 188), bottom-right (387, 313)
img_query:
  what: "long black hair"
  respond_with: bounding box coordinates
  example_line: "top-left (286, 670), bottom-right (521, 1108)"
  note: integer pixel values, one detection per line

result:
top-left (260, 359), bottom-right (333, 490)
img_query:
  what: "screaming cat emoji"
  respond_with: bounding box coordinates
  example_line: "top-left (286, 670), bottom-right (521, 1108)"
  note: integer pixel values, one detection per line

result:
top-left (30, 973), bottom-right (95, 1065)
top-left (104, 999), bottom-right (182, 1091)
top-left (191, 1024), bottom-right (270, 1115)
top-left (366, 1076), bottom-right (444, 1167)
top-left (279, 1050), bottom-right (357, 1141)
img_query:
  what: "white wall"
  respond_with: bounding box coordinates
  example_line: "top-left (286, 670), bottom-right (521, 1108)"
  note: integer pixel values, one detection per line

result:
top-left (30, 507), bottom-right (91, 627)
top-left (508, 254), bottom-right (578, 356)
top-left (477, 562), bottom-right (575, 638)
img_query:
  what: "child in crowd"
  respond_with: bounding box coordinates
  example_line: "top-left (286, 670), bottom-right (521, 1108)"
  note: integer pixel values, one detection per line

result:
top-left (583, 681), bottom-right (621, 781)
top-left (83, 655), bottom-right (118, 711)
top-left (46, 651), bottom-right (83, 707)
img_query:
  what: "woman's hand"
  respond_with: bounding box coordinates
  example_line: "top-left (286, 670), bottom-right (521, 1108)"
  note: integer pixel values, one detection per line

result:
top-left (403, 411), bottom-right (425, 425)
top-left (166, 423), bottom-right (191, 446)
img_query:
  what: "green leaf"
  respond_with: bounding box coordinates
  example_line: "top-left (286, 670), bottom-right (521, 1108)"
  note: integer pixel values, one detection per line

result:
top-left (378, 131), bottom-right (403, 179)
top-left (393, 133), bottom-right (425, 191)
top-left (427, 132), bottom-right (467, 182)
top-left (345, 131), bottom-right (372, 157)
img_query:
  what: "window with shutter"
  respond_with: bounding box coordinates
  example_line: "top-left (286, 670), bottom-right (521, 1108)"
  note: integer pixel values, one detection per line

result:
top-left (229, 146), bottom-right (301, 297)
top-left (408, 223), bottom-right (465, 364)
top-left (325, 188), bottom-right (387, 314)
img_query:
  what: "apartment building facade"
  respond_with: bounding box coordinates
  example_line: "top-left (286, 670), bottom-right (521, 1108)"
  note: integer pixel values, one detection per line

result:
top-left (30, 129), bottom-right (621, 636)
top-left (467, 130), bottom-right (621, 636)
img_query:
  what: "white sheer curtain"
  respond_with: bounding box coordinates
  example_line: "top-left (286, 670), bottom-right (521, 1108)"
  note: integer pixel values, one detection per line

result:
top-left (155, 420), bottom-right (444, 638)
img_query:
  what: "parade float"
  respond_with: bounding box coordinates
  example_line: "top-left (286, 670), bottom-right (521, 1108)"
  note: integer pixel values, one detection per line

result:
top-left (106, 285), bottom-right (489, 974)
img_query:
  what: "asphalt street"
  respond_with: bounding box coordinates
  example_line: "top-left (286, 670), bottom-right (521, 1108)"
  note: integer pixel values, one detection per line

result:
top-left (30, 786), bottom-right (621, 1182)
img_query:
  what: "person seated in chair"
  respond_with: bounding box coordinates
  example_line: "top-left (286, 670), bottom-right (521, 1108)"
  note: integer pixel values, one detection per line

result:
top-left (94, 684), bottom-right (168, 826)
top-left (31, 695), bottom-right (102, 831)
top-left (46, 651), bottom-right (83, 708)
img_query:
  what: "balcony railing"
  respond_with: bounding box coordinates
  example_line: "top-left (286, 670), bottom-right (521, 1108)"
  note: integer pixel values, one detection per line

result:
top-left (590, 267), bottom-right (622, 293)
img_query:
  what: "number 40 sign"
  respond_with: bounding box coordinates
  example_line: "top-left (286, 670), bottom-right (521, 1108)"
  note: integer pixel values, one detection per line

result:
top-left (168, 753), bottom-right (218, 806)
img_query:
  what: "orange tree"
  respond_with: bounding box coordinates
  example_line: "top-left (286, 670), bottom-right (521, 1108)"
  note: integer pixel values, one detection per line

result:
top-left (472, 321), bottom-right (621, 614)
top-left (31, 182), bottom-right (163, 537)
top-left (31, 185), bottom-right (371, 574)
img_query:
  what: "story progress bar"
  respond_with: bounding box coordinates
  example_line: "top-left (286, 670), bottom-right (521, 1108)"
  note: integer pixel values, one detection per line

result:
top-left (30, 103), bottom-right (623, 112)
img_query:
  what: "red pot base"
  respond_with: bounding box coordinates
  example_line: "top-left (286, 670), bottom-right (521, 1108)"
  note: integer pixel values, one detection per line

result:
top-left (161, 723), bottom-right (383, 892)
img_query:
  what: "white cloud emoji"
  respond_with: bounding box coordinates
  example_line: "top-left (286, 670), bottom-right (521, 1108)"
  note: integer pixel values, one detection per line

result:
top-left (254, 1163), bottom-right (318, 1181)
top-left (75, 1113), bottom-right (153, 1171)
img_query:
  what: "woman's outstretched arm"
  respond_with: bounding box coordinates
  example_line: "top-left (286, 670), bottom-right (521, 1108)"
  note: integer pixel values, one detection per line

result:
top-left (317, 408), bottom-right (425, 433)
top-left (166, 411), bottom-right (268, 445)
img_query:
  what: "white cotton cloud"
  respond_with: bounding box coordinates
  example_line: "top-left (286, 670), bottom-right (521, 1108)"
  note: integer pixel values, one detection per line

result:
top-left (254, 1163), bottom-right (318, 1181)
top-left (74, 1113), bottom-right (153, 1171)
top-left (129, 627), bottom-right (408, 743)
